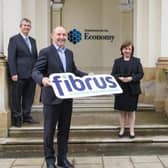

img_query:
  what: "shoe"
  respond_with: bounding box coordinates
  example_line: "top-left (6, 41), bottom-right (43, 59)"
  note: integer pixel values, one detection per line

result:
top-left (118, 132), bottom-right (125, 138)
top-left (12, 117), bottom-right (22, 127)
top-left (47, 163), bottom-right (57, 168)
top-left (58, 158), bottom-right (74, 168)
top-left (129, 133), bottom-right (135, 139)
top-left (118, 129), bottom-right (125, 138)
top-left (23, 117), bottom-right (38, 124)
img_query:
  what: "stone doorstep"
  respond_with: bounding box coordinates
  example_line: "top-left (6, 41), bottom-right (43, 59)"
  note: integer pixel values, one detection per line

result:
top-left (32, 103), bottom-right (155, 110)
top-left (9, 124), bottom-right (168, 130)
top-left (30, 110), bottom-right (166, 127)
top-left (8, 124), bottom-right (168, 139)
top-left (1, 135), bottom-right (168, 145)
top-left (8, 125), bottom-right (168, 136)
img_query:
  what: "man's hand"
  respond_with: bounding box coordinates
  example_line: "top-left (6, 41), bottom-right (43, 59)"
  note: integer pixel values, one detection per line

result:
top-left (11, 75), bottom-right (18, 81)
top-left (42, 77), bottom-right (52, 87)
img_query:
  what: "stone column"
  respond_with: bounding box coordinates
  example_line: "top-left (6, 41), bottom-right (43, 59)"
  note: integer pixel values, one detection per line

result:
top-left (3, 0), bottom-right (22, 56)
top-left (133, 0), bottom-right (160, 67)
top-left (157, 0), bottom-right (168, 115)
top-left (133, 0), bottom-right (148, 66)
top-left (0, 59), bottom-right (10, 138)
top-left (0, 0), bottom-right (3, 57)
top-left (0, 0), bottom-right (9, 138)
top-left (0, 0), bottom-right (22, 137)
top-left (51, 1), bottom-right (63, 29)
top-left (160, 0), bottom-right (168, 57)
top-left (148, 0), bottom-right (161, 67)
top-left (147, 0), bottom-right (163, 112)
top-left (133, 0), bottom-right (161, 106)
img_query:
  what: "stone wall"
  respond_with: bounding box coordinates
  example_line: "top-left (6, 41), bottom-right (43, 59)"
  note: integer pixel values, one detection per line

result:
top-left (139, 67), bottom-right (156, 105)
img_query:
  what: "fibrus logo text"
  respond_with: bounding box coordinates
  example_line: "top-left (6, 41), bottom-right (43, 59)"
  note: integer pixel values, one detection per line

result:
top-left (49, 73), bottom-right (122, 99)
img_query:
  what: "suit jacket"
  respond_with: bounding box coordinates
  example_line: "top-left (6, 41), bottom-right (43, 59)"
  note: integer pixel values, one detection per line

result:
top-left (32, 44), bottom-right (87, 105)
top-left (111, 56), bottom-right (144, 95)
top-left (8, 33), bottom-right (38, 79)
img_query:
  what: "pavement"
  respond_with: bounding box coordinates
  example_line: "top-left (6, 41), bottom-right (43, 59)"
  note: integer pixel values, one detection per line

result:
top-left (1, 155), bottom-right (168, 168)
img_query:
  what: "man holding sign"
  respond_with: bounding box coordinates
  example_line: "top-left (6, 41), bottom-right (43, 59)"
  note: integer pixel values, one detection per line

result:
top-left (32, 26), bottom-right (87, 168)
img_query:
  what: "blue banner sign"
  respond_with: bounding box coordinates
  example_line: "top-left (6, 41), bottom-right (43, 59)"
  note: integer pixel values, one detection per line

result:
top-left (49, 73), bottom-right (123, 99)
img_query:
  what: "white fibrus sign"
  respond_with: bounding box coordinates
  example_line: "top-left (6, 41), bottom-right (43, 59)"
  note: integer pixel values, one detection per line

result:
top-left (49, 73), bottom-right (123, 99)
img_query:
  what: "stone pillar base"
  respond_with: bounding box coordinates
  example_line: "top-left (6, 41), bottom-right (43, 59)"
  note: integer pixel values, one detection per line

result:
top-left (164, 97), bottom-right (168, 116)
top-left (0, 58), bottom-right (10, 138)
top-left (155, 57), bottom-right (168, 113)
top-left (0, 111), bottom-right (10, 137)
top-left (155, 99), bottom-right (165, 113)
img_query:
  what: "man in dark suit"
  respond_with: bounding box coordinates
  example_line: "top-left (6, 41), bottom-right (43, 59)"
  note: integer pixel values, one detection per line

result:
top-left (8, 18), bottom-right (38, 127)
top-left (32, 26), bottom-right (87, 168)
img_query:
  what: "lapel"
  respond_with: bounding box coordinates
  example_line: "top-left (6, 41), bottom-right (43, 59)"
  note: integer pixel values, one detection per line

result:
top-left (29, 38), bottom-right (35, 55)
top-left (119, 58), bottom-right (125, 74)
top-left (127, 57), bottom-right (134, 74)
top-left (64, 49), bottom-right (70, 72)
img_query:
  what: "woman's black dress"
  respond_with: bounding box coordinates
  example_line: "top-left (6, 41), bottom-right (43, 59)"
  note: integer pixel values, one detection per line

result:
top-left (114, 60), bottom-right (139, 112)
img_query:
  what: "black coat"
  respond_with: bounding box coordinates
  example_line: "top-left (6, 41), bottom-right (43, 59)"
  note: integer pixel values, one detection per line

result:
top-left (32, 44), bottom-right (87, 105)
top-left (8, 33), bottom-right (38, 79)
top-left (111, 57), bottom-right (144, 95)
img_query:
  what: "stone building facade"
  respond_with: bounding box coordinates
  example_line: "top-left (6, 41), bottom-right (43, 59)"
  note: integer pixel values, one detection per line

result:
top-left (0, 0), bottom-right (168, 137)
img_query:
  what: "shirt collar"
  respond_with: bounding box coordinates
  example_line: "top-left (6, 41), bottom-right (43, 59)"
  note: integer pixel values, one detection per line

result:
top-left (20, 32), bottom-right (29, 39)
top-left (53, 44), bottom-right (66, 52)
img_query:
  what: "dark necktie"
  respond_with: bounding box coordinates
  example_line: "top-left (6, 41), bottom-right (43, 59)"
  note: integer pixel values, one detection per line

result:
top-left (58, 48), bottom-right (66, 71)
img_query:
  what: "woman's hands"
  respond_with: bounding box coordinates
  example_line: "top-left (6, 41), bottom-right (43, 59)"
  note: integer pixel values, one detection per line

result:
top-left (118, 76), bottom-right (133, 83)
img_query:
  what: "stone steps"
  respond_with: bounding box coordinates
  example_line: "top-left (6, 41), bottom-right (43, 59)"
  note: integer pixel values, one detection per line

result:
top-left (32, 95), bottom-right (155, 112)
top-left (3, 134), bottom-right (168, 145)
top-left (3, 122), bottom-right (168, 157)
top-left (1, 133), bottom-right (168, 157)
top-left (8, 125), bottom-right (168, 138)
top-left (0, 95), bottom-right (166, 157)
top-left (1, 123), bottom-right (168, 157)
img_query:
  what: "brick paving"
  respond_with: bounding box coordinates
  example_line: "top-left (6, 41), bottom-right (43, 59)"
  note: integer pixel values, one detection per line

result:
top-left (0, 155), bottom-right (168, 168)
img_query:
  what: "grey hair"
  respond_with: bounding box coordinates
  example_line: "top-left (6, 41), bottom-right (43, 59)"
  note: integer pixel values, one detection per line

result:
top-left (20, 18), bottom-right (31, 26)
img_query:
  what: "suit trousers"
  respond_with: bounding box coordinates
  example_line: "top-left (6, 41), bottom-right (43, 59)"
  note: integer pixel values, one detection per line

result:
top-left (43, 100), bottom-right (73, 163)
top-left (11, 78), bottom-right (36, 119)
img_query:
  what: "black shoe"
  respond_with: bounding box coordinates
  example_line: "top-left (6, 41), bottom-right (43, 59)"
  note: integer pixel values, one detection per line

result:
top-left (47, 163), bottom-right (57, 168)
top-left (58, 158), bottom-right (74, 168)
top-left (23, 117), bottom-right (38, 124)
top-left (12, 117), bottom-right (22, 127)
top-left (118, 130), bottom-right (125, 138)
top-left (129, 133), bottom-right (135, 139)
top-left (118, 132), bottom-right (125, 138)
